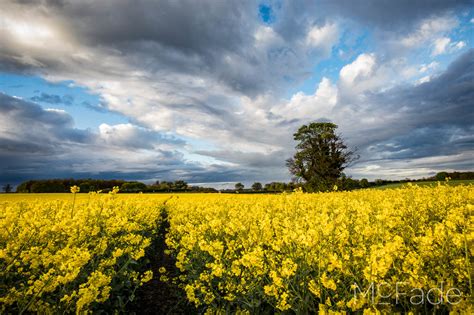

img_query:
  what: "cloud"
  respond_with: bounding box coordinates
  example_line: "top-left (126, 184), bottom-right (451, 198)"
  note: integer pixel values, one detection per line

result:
top-left (323, 0), bottom-right (471, 31)
top-left (419, 62), bottom-right (439, 73)
top-left (0, 92), bottom-right (231, 185)
top-left (337, 53), bottom-right (397, 96)
top-left (0, 1), bottom-right (472, 185)
top-left (0, 93), bottom-right (90, 151)
top-left (30, 92), bottom-right (74, 105)
top-left (306, 22), bottom-right (339, 56)
top-left (0, 0), bottom-right (335, 98)
top-left (350, 150), bottom-right (474, 180)
top-left (432, 37), bottom-right (467, 56)
top-left (398, 15), bottom-right (458, 49)
top-left (341, 49), bottom-right (474, 162)
top-left (273, 77), bottom-right (338, 120)
top-left (339, 53), bottom-right (377, 85)
top-left (0, 92), bottom-right (293, 186)
top-left (98, 123), bottom-right (184, 150)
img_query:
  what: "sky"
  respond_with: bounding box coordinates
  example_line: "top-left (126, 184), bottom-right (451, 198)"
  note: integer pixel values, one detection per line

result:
top-left (0, 0), bottom-right (473, 188)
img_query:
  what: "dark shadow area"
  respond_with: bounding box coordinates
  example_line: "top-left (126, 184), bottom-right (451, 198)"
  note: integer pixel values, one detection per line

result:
top-left (128, 208), bottom-right (197, 314)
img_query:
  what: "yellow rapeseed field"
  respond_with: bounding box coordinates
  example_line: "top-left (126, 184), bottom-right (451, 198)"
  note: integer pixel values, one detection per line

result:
top-left (1, 184), bottom-right (473, 313)
top-left (0, 188), bottom-right (170, 313)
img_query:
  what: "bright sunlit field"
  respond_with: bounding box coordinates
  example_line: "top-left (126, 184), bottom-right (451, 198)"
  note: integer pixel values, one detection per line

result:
top-left (1, 184), bottom-right (473, 313)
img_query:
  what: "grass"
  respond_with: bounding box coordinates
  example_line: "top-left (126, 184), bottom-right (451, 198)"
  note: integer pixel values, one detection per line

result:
top-left (374, 179), bottom-right (474, 190)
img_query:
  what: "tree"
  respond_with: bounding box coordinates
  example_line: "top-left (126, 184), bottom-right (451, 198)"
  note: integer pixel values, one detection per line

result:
top-left (235, 182), bottom-right (244, 191)
top-left (360, 178), bottom-right (369, 188)
top-left (173, 180), bottom-right (188, 190)
top-left (121, 182), bottom-right (147, 193)
top-left (2, 184), bottom-right (12, 193)
top-left (251, 182), bottom-right (262, 191)
top-left (435, 172), bottom-right (448, 181)
top-left (286, 122), bottom-right (357, 192)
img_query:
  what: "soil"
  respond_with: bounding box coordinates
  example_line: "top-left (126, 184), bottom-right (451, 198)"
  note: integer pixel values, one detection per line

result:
top-left (127, 210), bottom-right (196, 314)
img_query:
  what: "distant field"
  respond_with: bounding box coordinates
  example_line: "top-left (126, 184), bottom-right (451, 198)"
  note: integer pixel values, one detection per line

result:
top-left (374, 179), bottom-right (474, 189)
top-left (0, 192), bottom-right (175, 202)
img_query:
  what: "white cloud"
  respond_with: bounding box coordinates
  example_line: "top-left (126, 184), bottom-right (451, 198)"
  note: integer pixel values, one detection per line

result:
top-left (455, 41), bottom-right (466, 49)
top-left (339, 53), bottom-right (376, 85)
top-left (399, 15), bottom-right (458, 49)
top-left (416, 75), bottom-right (431, 85)
top-left (419, 61), bottom-right (439, 73)
top-left (432, 37), bottom-right (467, 56)
top-left (305, 22), bottom-right (339, 56)
top-left (337, 53), bottom-right (400, 95)
top-left (44, 108), bottom-right (67, 114)
top-left (274, 77), bottom-right (338, 120)
top-left (254, 25), bottom-right (283, 48)
top-left (432, 37), bottom-right (451, 55)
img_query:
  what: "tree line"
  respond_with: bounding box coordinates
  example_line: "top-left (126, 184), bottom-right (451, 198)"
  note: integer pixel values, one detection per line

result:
top-left (12, 179), bottom-right (216, 193)
top-left (4, 170), bottom-right (472, 194)
top-left (231, 170), bottom-right (474, 193)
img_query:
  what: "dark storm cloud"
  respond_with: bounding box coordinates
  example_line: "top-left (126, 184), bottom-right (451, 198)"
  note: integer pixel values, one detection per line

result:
top-left (1, 0), bottom-right (468, 96)
top-left (324, 0), bottom-right (472, 31)
top-left (270, 0), bottom-right (471, 41)
top-left (67, 1), bottom-right (254, 53)
top-left (351, 49), bottom-right (474, 162)
top-left (0, 93), bottom-right (91, 146)
top-left (390, 49), bottom-right (472, 125)
top-left (0, 93), bottom-right (183, 184)
top-left (1, 0), bottom-right (275, 95)
top-left (0, 1), bottom-right (335, 96)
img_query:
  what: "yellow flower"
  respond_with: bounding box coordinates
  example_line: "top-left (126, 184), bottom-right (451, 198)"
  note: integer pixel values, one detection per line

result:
top-left (321, 273), bottom-right (337, 291)
top-left (70, 185), bottom-right (80, 193)
top-left (141, 270), bottom-right (153, 284)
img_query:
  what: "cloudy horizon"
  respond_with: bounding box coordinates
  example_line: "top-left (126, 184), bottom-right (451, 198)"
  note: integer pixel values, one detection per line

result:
top-left (0, 0), bottom-right (473, 188)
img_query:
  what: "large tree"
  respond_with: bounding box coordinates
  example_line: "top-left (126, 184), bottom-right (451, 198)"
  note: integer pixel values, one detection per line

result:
top-left (234, 182), bottom-right (244, 191)
top-left (251, 182), bottom-right (263, 191)
top-left (286, 122), bottom-right (357, 192)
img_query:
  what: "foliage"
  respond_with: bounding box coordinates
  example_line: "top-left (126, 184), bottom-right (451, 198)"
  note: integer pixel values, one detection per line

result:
top-left (287, 122), bottom-right (357, 192)
top-left (234, 183), bottom-right (244, 191)
top-left (16, 179), bottom-right (128, 193)
top-left (121, 182), bottom-right (147, 193)
top-left (147, 180), bottom-right (189, 192)
top-left (251, 182), bottom-right (263, 191)
top-left (264, 181), bottom-right (297, 192)
top-left (359, 178), bottom-right (369, 188)
top-left (432, 171), bottom-right (474, 181)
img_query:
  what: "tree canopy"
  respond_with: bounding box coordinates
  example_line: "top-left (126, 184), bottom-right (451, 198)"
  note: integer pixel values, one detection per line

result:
top-left (286, 122), bottom-right (357, 192)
